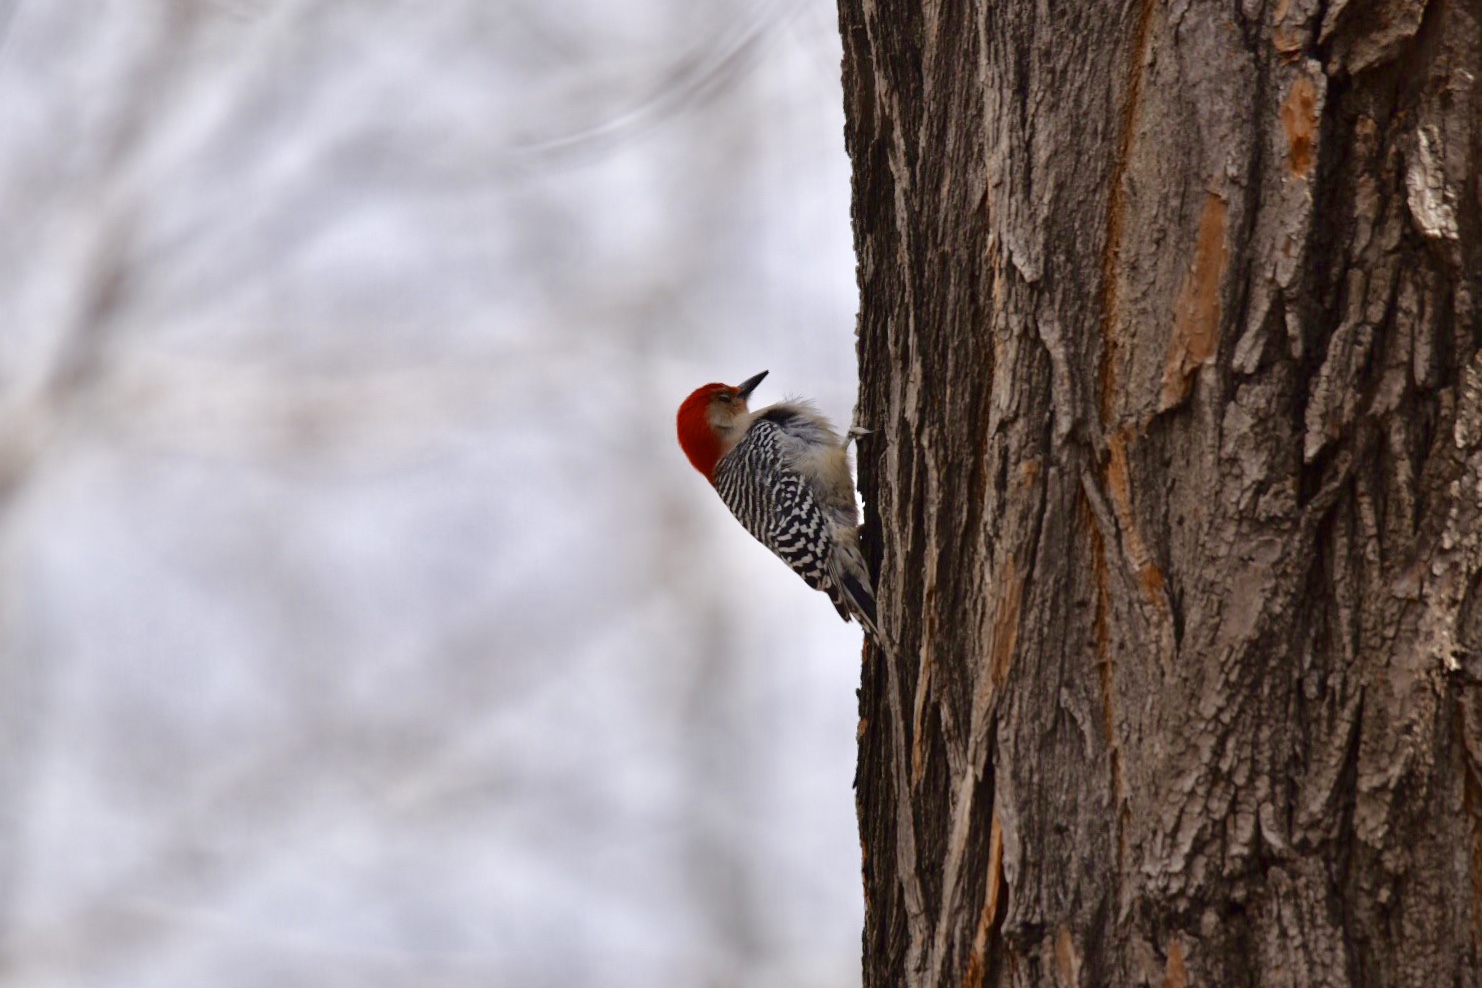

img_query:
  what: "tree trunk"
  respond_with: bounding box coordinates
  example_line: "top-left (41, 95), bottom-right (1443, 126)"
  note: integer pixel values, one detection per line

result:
top-left (840, 0), bottom-right (1482, 984)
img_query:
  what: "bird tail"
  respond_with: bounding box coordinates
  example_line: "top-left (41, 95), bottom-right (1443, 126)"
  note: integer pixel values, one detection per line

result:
top-left (840, 571), bottom-right (879, 640)
top-left (826, 534), bottom-right (882, 642)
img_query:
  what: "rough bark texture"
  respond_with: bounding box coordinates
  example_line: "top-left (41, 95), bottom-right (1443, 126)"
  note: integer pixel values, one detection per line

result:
top-left (840, 0), bottom-right (1482, 984)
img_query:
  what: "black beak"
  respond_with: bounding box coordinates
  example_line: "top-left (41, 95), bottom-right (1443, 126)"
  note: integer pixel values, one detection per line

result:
top-left (736, 370), bottom-right (768, 399)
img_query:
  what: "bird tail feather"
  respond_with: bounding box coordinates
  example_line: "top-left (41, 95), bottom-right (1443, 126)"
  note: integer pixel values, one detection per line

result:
top-left (840, 572), bottom-right (878, 638)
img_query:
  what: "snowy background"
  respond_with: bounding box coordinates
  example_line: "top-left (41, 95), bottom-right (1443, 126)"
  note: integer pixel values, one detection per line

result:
top-left (0, 1), bottom-right (864, 985)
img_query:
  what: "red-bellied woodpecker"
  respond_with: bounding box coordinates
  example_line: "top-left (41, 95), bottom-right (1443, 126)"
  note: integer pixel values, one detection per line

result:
top-left (676, 370), bottom-right (878, 637)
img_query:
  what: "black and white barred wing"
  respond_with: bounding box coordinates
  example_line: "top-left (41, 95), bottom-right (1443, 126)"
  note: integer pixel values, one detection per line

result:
top-left (713, 420), bottom-right (851, 620)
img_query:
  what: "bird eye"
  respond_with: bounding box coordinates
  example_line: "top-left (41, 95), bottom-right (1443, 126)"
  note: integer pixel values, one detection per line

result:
top-left (717, 393), bottom-right (732, 403)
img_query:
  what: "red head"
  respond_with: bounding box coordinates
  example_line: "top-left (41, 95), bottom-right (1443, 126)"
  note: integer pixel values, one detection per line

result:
top-left (676, 370), bottom-right (768, 482)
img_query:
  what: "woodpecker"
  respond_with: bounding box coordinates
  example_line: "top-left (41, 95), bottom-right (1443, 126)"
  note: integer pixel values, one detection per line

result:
top-left (676, 370), bottom-right (878, 636)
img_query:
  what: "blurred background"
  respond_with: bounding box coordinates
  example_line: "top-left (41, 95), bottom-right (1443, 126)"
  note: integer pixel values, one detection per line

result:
top-left (0, 1), bottom-right (864, 986)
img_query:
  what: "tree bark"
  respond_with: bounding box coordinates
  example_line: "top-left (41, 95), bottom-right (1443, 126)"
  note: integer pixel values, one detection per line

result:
top-left (840, 0), bottom-right (1482, 984)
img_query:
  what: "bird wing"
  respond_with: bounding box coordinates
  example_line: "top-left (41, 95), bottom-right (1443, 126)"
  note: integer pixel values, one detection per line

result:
top-left (713, 419), bottom-right (838, 601)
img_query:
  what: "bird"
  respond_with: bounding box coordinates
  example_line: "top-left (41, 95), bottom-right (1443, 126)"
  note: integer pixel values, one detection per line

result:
top-left (675, 370), bottom-right (878, 637)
